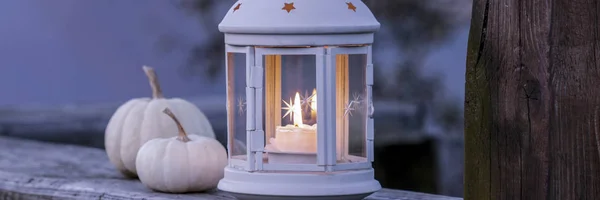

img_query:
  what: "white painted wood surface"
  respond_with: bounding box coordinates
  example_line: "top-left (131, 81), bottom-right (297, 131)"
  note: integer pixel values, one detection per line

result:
top-left (0, 136), bottom-right (461, 200)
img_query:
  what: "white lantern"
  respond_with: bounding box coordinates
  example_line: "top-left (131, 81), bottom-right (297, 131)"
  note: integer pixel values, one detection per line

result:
top-left (217, 0), bottom-right (381, 199)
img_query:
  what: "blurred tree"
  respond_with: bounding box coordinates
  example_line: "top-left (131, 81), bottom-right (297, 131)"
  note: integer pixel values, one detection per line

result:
top-left (160, 0), bottom-right (469, 131)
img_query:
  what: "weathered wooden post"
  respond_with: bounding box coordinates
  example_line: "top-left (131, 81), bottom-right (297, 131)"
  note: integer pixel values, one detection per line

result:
top-left (464, 0), bottom-right (600, 199)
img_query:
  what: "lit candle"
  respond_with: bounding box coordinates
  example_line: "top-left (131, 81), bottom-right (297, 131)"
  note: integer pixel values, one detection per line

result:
top-left (272, 92), bottom-right (317, 153)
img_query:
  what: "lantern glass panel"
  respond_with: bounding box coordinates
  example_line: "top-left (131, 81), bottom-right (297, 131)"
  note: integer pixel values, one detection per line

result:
top-left (263, 54), bottom-right (318, 165)
top-left (226, 52), bottom-right (247, 161)
top-left (335, 53), bottom-right (368, 163)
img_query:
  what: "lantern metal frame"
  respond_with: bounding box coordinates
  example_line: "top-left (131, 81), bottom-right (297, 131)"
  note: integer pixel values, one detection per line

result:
top-left (217, 0), bottom-right (380, 199)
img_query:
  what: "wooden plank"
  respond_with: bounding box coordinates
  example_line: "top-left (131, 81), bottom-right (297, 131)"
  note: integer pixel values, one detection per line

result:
top-left (517, 0), bottom-right (552, 199)
top-left (464, 0), bottom-right (600, 199)
top-left (368, 189), bottom-right (462, 200)
top-left (0, 136), bottom-right (461, 200)
top-left (546, 0), bottom-right (600, 198)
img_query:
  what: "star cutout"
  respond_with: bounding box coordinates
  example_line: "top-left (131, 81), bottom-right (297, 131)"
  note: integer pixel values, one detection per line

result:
top-left (281, 98), bottom-right (294, 120)
top-left (352, 92), bottom-right (364, 104)
top-left (351, 92), bottom-right (366, 113)
top-left (344, 101), bottom-right (356, 117)
top-left (346, 2), bottom-right (357, 12)
top-left (282, 2), bottom-right (296, 13)
top-left (343, 93), bottom-right (367, 117)
top-left (237, 97), bottom-right (246, 116)
top-left (233, 3), bottom-right (241, 12)
top-left (300, 90), bottom-right (316, 111)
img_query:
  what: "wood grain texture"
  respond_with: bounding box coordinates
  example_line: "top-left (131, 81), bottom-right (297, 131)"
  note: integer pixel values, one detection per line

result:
top-left (0, 136), bottom-right (461, 200)
top-left (464, 0), bottom-right (600, 199)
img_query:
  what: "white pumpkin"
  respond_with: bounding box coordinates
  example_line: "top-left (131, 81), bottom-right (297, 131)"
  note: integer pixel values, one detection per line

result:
top-left (136, 108), bottom-right (227, 193)
top-left (105, 66), bottom-right (216, 178)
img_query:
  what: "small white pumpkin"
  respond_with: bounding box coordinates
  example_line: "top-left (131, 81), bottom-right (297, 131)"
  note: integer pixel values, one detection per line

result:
top-left (136, 108), bottom-right (227, 193)
top-left (105, 66), bottom-right (216, 178)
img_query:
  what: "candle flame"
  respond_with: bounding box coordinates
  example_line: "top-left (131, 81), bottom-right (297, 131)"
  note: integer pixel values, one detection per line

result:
top-left (310, 88), bottom-right (317, 111)
top-left (293, 92), bottom-right (303, 126)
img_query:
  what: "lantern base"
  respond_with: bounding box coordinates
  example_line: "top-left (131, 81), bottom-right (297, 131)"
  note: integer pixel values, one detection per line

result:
top-left (226, 192), bottom-right (372, 200)
top-left (218, 167), bottom-right (381, 200)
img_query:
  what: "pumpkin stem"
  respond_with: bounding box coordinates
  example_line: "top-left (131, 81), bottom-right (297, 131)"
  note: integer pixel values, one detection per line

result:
top-left (162, 108), bottom-right (191, 142)
top-left (143, 66), bottom-right (164, 99)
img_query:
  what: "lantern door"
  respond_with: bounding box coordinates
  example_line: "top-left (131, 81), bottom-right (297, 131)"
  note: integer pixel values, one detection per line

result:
top-left (327, 46), bottom-right (374, 171)
top-left (225, 45), bottom-right (254, 170)
top-left (255, 47), bottom-right (329, 172)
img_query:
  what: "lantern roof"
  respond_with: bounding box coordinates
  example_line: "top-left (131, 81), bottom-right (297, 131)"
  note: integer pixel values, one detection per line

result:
top-left (218, 0), bottom-right (381, 46)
